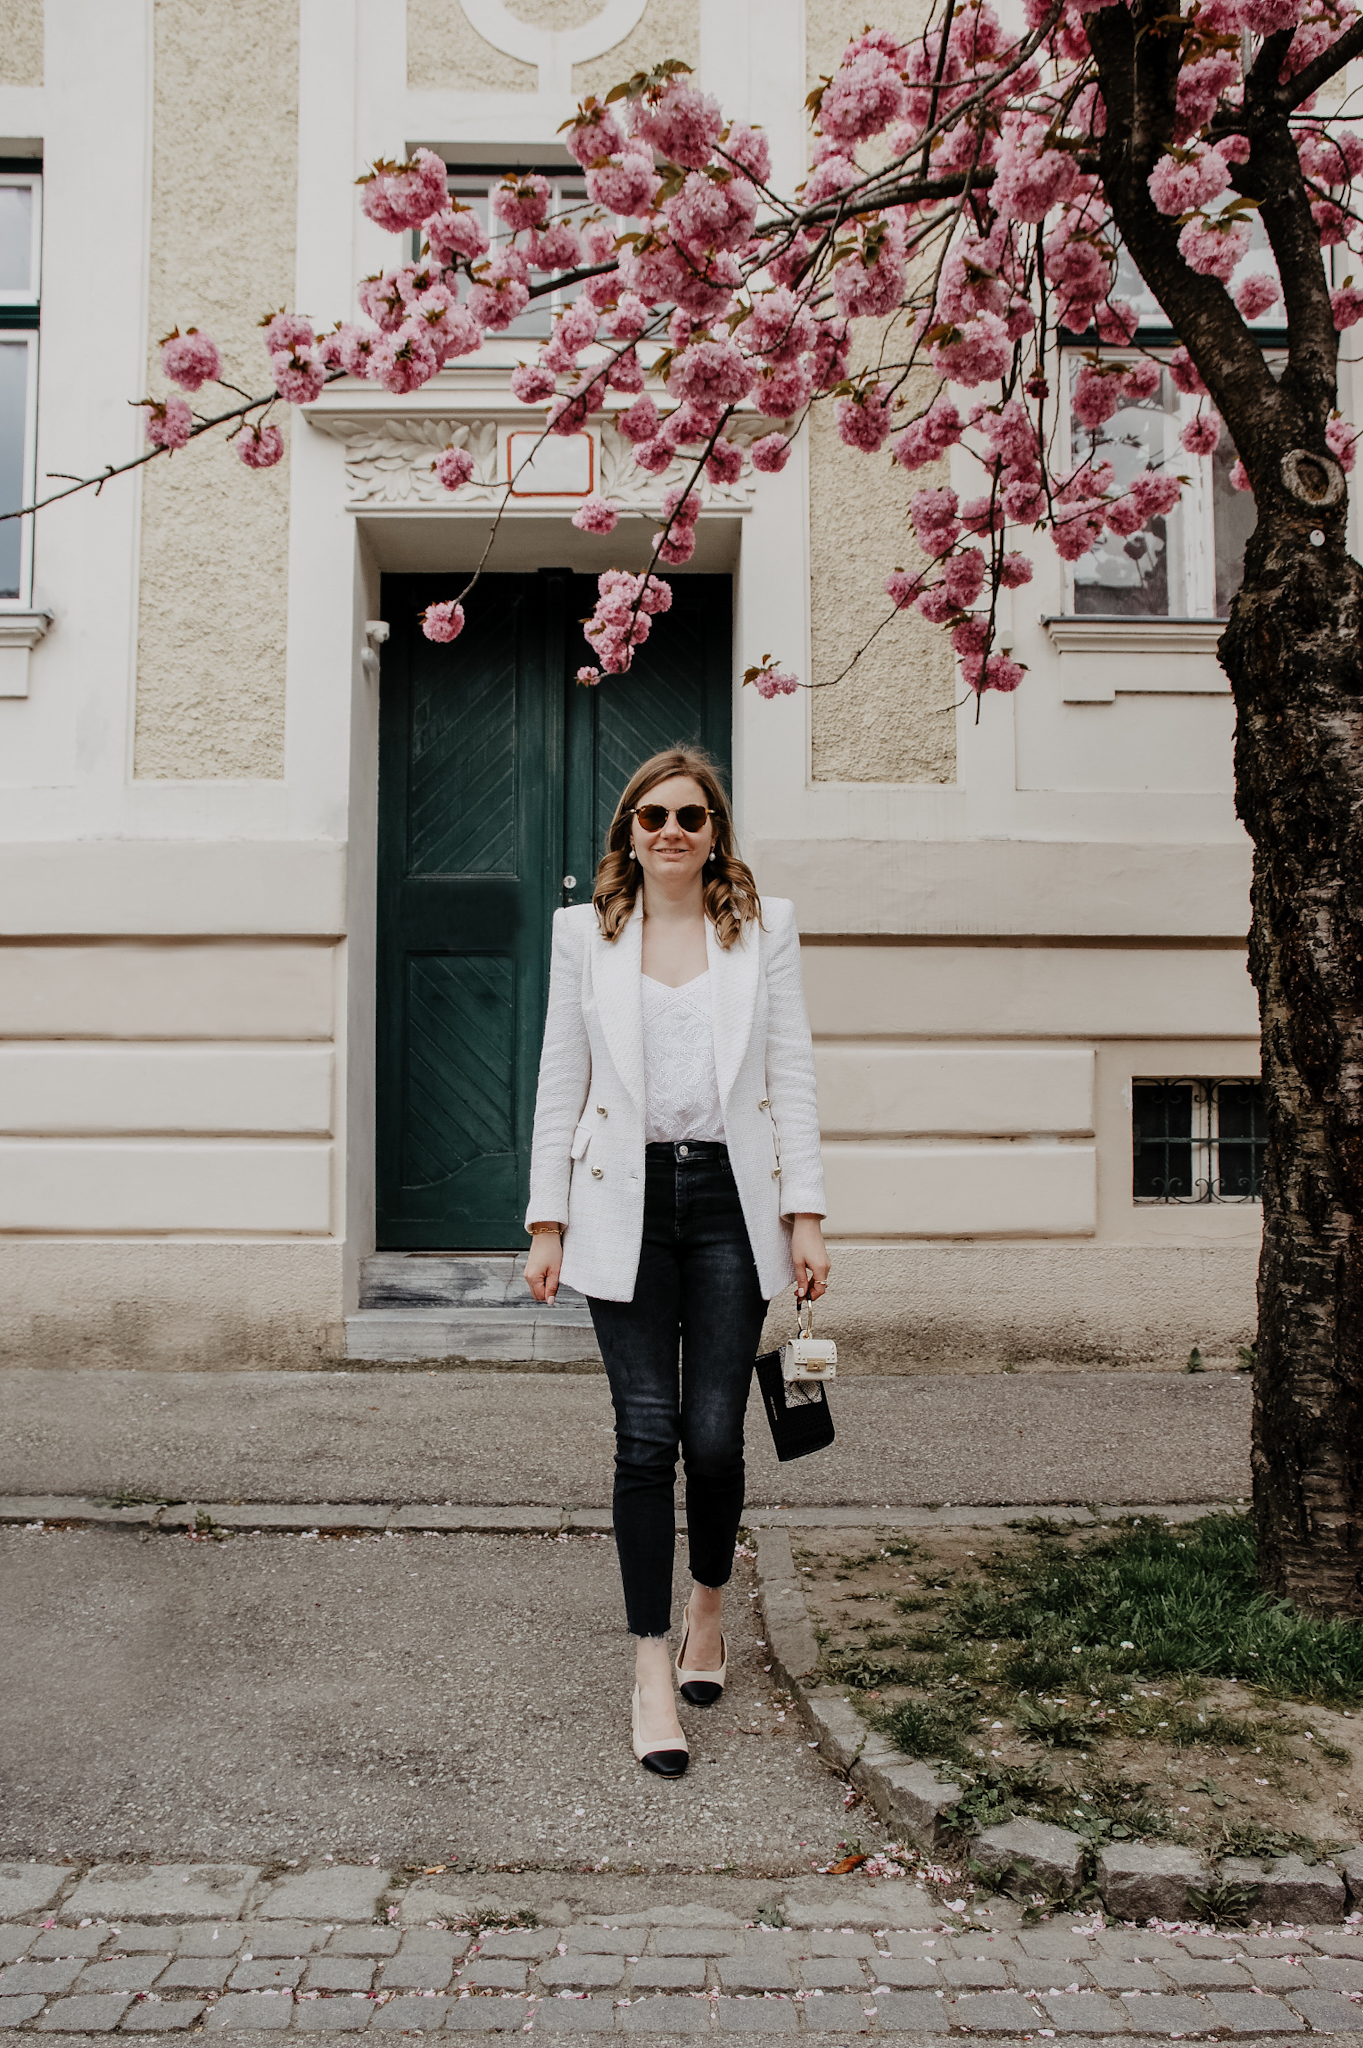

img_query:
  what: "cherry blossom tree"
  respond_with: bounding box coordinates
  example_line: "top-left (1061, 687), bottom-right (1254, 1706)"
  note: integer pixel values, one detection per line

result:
top-left (24, 10), bottom-right (1363, 1611)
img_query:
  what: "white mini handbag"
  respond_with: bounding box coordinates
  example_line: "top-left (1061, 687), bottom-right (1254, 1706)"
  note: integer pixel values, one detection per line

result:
top-left (778, 1296), bottom-right (838, 1382)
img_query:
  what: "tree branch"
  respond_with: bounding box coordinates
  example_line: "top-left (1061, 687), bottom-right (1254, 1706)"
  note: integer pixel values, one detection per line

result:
top-left (1240, 46), bottom-right (1341, 433)
top-left (0, 381), bottom-right (338, 525)
top-left (1277, 13), bottom-right (1363, 109)
top-left (1085, 3), bottom-right (1294, 497)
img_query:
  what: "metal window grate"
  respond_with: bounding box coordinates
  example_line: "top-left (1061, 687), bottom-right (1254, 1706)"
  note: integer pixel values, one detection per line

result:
top-left (1132, 1078), bottom-right (1265, 1203)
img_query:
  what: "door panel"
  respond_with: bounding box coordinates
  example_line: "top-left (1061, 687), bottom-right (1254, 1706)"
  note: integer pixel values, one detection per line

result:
top-left (376, 569), bottom-right (731, 1249)
top-left (563, 574), bottom-right (733, 910)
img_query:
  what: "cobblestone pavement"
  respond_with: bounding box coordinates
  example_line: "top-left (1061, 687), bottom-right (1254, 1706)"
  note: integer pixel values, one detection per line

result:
top-left (2, 1868), bottom-right (1362, 2039)
top-left (0, 1368), bottom-right (1251, 1510)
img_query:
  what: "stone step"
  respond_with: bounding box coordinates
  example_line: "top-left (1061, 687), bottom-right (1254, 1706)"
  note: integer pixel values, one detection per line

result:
top-left (349, 1253), bottom-right (601, 1364)
top-left (359, 1251), bottom-right (538, 1310)
top-left (344, 1306), bottom-right (600, 1364)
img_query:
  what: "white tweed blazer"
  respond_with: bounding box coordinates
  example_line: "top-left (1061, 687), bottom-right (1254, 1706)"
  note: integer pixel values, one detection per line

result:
top-left (526, 895), bottom-right (826, 1303)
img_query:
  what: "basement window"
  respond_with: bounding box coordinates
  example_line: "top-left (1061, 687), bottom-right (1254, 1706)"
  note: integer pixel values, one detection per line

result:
top-left (1132, 1079), bottom-right (1265, 1202)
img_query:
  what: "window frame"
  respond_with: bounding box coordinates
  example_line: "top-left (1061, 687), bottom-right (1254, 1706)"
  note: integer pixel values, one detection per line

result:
top-left (0, 168), bottom-right (41, 309)
top-left (0, 165), bottom-right (41, 609)
top-left (420, 165), bottom-right (594, 342)
top-left (1131, 1076), bottom-right (1266, 1205)
top-left (1059, 346), bottom-right (1236, 621)
top-left (0, 326), bottom-right (40, 607)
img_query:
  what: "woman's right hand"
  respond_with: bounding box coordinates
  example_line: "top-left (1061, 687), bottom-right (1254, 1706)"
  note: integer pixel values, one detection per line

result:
top-left (525, 1229), bottom-right (563, 1303)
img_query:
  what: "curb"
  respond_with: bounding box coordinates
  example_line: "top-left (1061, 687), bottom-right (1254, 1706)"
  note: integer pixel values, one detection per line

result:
top-left (752, 1527), bottom-right (963, 1853)
top-left (0, 1496), bottom-right (1238, 1535)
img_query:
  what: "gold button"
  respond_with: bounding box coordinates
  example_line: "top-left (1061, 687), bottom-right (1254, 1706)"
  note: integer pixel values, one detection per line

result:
top-left (758, 1097), bottom-right (769, 1110)
top-left (596, 1104), bottom-right (608, 1117)
top-left (771, 1167), bottom-right (781, 1178)
top-left (591, 1165), bottom-right (604, 1179)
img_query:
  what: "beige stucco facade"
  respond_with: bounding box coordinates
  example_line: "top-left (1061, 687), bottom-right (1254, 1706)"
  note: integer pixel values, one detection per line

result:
top-left (133, 0), bottom-right (299, 780)
top-left (0, 0), bottom-right (1299, 1374)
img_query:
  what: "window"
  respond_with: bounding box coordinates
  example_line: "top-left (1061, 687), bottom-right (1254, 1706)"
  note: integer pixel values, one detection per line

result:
top-left (1067, 354), bottom-right (1261, 620)
top-left (1132, 1078), bottom-right (1265, 1202)
top-left (1066, 224), bottom-right (1280, 621)
top-left (427, 167), bottom-right (590, 339)
top-left (0, 163), bottom-right (41, 606)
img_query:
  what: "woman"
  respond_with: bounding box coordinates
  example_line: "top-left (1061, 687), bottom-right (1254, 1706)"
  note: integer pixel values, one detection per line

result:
top-left (524, 746), bottom-right (829, 1777)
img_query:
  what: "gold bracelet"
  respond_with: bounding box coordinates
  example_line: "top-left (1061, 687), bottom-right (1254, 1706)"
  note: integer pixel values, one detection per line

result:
top-left (527, 1221), bottom-right (563, 1236)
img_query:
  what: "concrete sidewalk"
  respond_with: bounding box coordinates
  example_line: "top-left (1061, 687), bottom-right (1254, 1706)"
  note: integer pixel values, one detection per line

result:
top-left (0, 1368), bottom-right (1251, 1508)
top-left (0, 1521), bottom-right (847, 1871)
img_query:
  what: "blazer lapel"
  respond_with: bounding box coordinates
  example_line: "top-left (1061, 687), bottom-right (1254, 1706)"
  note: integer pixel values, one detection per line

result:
top-left (708, 913), bottom-right (760, 1109)
top-left (591, 896), bottom-right (645, 1113)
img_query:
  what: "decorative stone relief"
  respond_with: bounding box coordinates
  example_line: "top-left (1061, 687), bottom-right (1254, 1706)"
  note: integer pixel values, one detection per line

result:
top-left (310, 412), bottom-right (770, 514)
top-left (457, 0), bottom-right (649, 94)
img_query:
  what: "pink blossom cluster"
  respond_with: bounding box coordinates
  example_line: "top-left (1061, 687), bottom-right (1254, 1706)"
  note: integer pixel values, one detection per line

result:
top-left (421, 600), bottom-right (465, 643)
top-left (160, 328), bottom-right (222, 392)
top-left (203, 0), bottom-right (1362, 705)
top-left (143, 396), bottom-right (193, 451)
top-left (236, 421), bottom-right (284, 470)
top-left (582, 568), bottom-right (673, 674)
top-left (572, 492), bottom-right (621, 535)
top-left (747, 661), bottom-right (800, 699)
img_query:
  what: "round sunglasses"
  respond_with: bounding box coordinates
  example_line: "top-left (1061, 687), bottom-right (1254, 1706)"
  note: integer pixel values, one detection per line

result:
top-left (630, 803), bottom-right (715, 833)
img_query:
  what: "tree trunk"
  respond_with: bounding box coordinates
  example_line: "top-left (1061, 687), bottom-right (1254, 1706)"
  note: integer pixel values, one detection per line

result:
top-left (1220, 514), bottom-right (1363, 1615)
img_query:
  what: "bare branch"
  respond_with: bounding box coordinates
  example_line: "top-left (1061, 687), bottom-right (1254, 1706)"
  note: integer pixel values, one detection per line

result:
top-left (0, 380), bottom-right (343, 526)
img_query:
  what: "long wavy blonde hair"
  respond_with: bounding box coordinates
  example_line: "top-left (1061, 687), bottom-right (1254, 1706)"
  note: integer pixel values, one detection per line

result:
top-left (593, 746), bottom-right (762, 949)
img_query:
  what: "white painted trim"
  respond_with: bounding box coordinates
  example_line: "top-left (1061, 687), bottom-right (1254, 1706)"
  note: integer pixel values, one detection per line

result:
top-left (458, 0), bottom-right (649, 94)
top-left (1044, 615), bottom-right (1230, 702)
top-left (0, 606), bottom-right (49, 697)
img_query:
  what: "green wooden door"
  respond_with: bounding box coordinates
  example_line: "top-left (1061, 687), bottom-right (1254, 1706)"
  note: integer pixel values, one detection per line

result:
top-left (377, 569), bottom-right (732, 1249)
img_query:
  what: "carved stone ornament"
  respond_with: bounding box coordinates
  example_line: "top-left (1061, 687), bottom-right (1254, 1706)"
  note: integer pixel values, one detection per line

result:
top-left (309, 412), bottom-right (773, 515)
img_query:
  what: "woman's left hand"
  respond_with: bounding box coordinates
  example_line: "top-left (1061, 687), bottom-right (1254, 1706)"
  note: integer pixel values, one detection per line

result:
top-left (791, 1214), bottom-right (830, 1303)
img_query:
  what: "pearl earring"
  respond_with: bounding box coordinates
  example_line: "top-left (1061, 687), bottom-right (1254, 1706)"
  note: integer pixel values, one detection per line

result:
top-left (628, 847), bottom-right (636, 861)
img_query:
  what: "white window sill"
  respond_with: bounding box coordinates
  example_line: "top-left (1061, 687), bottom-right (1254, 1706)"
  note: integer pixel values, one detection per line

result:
top-left (0, 607), bottom-right (51, 697)
top-left (1042, 614), bottom-right (1230, 702)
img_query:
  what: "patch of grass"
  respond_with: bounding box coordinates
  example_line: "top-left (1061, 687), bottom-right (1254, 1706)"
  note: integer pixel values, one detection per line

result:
top-left (943, 1759), bottom-right (1065, 1834)
top-left (93, 1489), bottom-right (186, 1508)
top-left (826, 1649), bottom-right (910, 1689)
top-left (1187, 1878), bottom-right (1260, 1927)
top-left (1214, 1815), bottom-right (1332, 1862)
top-left (960, 1512), bottom-right (1363, 1707)
top-left (1076, 1767), bottom-right (1178, 1842)
top-left (1161, 1706), bottom-right (1288, 1754)
top-left (894, 1593), bottom-right (944, 1614)
top-left (879, 1697), bottom-right (974, 1767)
top-left (456, 1908), bottom-right (539, 1933)
top-left (1013, 1697), bottom-right (1111, 1748)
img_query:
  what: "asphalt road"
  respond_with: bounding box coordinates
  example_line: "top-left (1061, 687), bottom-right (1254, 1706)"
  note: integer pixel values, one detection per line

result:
top-left (1, 1367), bottom-right (1251, 1509)
top-left (0, 1523), bottom-right (849, 1872)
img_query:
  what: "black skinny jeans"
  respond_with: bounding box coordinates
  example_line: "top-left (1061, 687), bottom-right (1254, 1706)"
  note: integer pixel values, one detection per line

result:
top-left (587, 1141), bottom-right (769, 1638)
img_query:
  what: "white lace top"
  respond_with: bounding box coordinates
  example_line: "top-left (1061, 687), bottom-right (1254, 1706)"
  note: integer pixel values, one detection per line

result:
top-left (641, 971), bottom-right (726, 1144)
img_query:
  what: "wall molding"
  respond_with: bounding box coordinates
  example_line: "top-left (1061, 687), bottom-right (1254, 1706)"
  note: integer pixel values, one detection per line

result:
top-left (1042, 615), bottom-right (1230, 702)
top-left (457, 0), bottom-right (649, 95)
top-left (0, 607), bottom-right (51, 699)
top-left (309, 411), bottom-right (769, 515)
